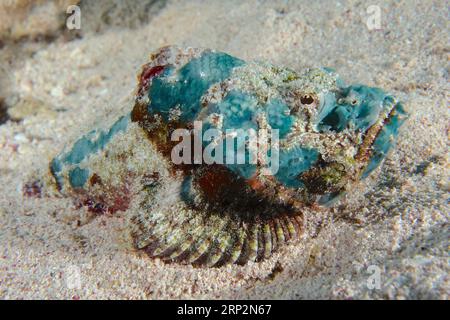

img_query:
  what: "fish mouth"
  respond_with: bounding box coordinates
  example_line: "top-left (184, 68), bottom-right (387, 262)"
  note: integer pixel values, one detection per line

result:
top-left (357, 98), bottom-right (408, 178)
top-left (314, 86), bottom-right (408, 172)
top-left (301, 89), bottom-right (408, 203)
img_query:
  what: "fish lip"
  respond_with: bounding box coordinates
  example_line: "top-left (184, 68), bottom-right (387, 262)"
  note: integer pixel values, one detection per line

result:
top-left (356, 97), bottom-right (408, 178)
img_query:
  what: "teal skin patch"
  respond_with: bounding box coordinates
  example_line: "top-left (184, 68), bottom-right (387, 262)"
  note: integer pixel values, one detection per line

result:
top-left (216, 91), bottom-right (258, 131)
top-left (51, 114), bottom-right (130, 189)
top-left (148, 51), bottom-right (245, 122)
top-left (204, 91), bottom-right (258, 179)
top-left (274, 147), bottom-right (319, 188)
top-left (362, 102), bottom-right (408, 178)
top-left (180, 175), bottom-right (195, 205)
top-left (317, 85), bottom-right (390, 133)
top-left (203, 90), bottom-right (294, 179)
top-left (216, 91), bottom-right (258, 178)
top-left (68, 167), bottom-right (90, 189)
top-left (266, 98), bottom-right (294, 138)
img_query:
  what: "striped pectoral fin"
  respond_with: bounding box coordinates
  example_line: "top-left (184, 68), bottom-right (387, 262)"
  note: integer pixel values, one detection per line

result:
top-left (284, 216), bottom-right (299, 239)
top-left (291, 214), bottom-right (304, 237)
top-left (235, 223), bottom-right (260, 264)
top-left (248, 223), bottom-right (261, 262)
top-left (226, 229), bottom-right (246, 265)
top-left (132, 194), bottom-right (305, 266)
top-left (134, 230), bottom-right (157, 250)
top-left (271, 214), bottom-right (303, 246)
top-left (151, 231), bottom-right (187, 258)
top-left (167, 236), bottom-right (197, 262)
top-left (229, 210), bottom-right (305, 265)
top-left (274, 218), bottom-right (286, 244)
top-left (188, 236), bottom-right (214, 265)
top-left (205, 232), bottom-right (233, 267)
top-left (206, 220), bottom-right (252, 267)
top-left (136, 217), bottom-right (174, 256)
top-left (150, 214), bottom-right (207, 259)
top-left (166, 218), bottom-right (220, 263)
top-left (135, 208), bottom-right (212, 263)
top-left (262, 223), bottom-right (274, 259)
top-left (188, 216), bottom-right (230, 265)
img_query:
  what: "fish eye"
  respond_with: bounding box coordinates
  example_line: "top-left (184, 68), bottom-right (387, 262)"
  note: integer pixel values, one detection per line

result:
top-left (351, 99), bottom-right (358, 105)
top-left (301, 94), bottom-right (315, 105)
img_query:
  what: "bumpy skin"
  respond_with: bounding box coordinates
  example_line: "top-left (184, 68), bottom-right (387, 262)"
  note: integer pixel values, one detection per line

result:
top-left (50, 46), bottom-right (407, 266)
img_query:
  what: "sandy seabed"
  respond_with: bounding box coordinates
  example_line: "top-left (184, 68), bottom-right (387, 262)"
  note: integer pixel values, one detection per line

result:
top-left (0, 0), bottom-right (448, 299)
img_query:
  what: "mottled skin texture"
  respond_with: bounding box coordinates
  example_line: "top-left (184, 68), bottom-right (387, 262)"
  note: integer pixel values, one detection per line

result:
top-left (50, 46), bottom-right (407, 266)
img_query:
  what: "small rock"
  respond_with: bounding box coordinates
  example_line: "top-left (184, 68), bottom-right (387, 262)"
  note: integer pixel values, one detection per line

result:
top-left (7, 97), bottom-right (57, 120)
top-left (0, 1), bottom-right (79, 41)
top-left (0, 98), bottom-right (9, 124)
top-left (50, 86), bottom-right (64, 98)
top-left (13, 133), bottom-right (28, 143)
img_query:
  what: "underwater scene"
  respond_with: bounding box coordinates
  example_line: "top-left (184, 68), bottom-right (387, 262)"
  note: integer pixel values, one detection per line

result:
top-left (0, 0), bottom-right (448, 301)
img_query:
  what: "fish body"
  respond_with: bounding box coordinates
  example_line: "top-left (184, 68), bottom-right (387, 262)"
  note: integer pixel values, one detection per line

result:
top-left (50, 46), bottom-right (407, 266)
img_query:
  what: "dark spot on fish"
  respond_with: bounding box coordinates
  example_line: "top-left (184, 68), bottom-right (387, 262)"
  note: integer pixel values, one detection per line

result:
top-left (0, 98), bottom-right (9, 125)
top-left (89, 173), bottom-right (102, 186)
top-left (267, 261), bottom-right (284, 280)
top-left (23, 180), bottom-right (43, 198)
top-left (414, 156), bottom-right (441, 176)
top-left (300, 94), bottom-right (314, 105)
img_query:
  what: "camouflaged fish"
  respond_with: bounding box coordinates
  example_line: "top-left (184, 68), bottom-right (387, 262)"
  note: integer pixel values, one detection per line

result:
top-left (50, 46), bottom-right (407, 267)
